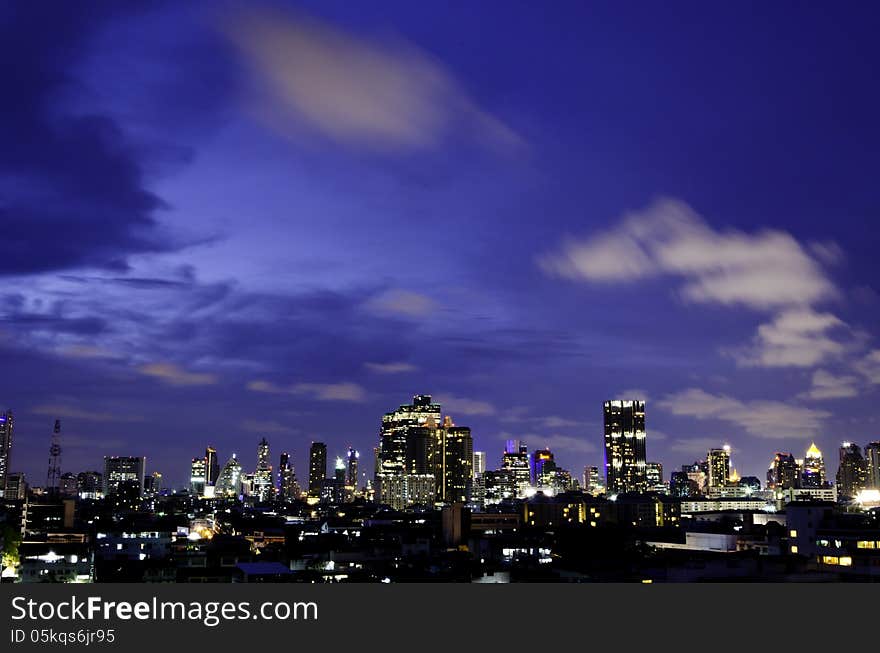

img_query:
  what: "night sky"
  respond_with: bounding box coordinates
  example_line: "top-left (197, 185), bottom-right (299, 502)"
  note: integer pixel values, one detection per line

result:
top-left (3, 1), bottom-right (880, 488)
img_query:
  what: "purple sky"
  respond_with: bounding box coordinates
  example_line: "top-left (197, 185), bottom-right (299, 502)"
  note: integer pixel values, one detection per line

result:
top-left (3, 0), bottom-right (880, 488)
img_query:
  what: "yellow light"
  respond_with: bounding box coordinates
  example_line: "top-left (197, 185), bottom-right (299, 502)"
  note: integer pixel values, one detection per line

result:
top-left (839, 556), bottom-right (852, 567)
top-left (641, 579), bottom-right (653, 584)
top-left (790, 530), bottom-right (797, 537)
top-left (790, 545), bottom-right (798, 554)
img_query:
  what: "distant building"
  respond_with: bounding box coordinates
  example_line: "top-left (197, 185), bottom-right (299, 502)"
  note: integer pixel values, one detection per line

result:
top-left (190, 457), bottom-right (207, 496)
top-left (0, 409), bottom-right (13, 498)
top-left (308, 442), bottom-right (327, 498)
top-left (707, 446), bottom-right (731, 488)
top-left (603, 400), bottom-right (647, 494)
top-left (215, 454), bottom-right (243, 497)
top-left (103, 456), bottom-right (145, 497)
top-left (76, 471), bottom-right (102, 499)
top-left (278, 452), bottom-right (301, 501)
top-left (501, 440), bottom-right (531, 497)
top-left (205, 446), bottom-right (219, 487)
top-left (646, 461), bottom-right (664, 492)
top-left (253, 437), bottom-right (274, 502)
top-left (837, 442), bottom-right (867, 499)
top-left (346, 447), bottom-right (359, 490)
top-left (767, 452), bottom-right (799, 489)
top-left (4, 471), bottom-right (26, 500)
top-left (583, 466), bottom-right (603, 495)
top-left (801, 442), bottom-right (828, 488)
top-left (865, 442), bottom-right (880, 491)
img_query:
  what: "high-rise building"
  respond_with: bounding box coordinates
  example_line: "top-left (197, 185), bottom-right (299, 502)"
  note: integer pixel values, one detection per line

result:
top-left (0, 410), bottom-right (14, 499)
top-left (865, 441), bottom-right (880, 491)
top-left (103, 456), bottom-right (145, 497)
top-left (346, 447), bottom-right (359, 489)
top-left (59, 472), bottom-right (78, 498)
top-left (767, 452), bottom-right (799, 489)
top-left (144, 471), bottom-right (162, 496)
top-left (533, 448), bottom-right (554, 486)
top-left (836, 442), bottom-right (867, 499)
top-left (437, 421), bottom-right (473, 503)
top-left (473, 451), bottom-right (487, 478)
top-left (205, 447), bottom-right (219, 487)
top-left (253, 437), bottom-right (274, 502)
top-left (377, 394), bottom-right (441, 477)
top-left (801, 442), bottom-right (827, 488)
top-left (278, 452), bottom-right (301, 501)
top-left (215, 454), bottom-right (242, 497)
top-left (603, 400), bottom-right (647, 494)
top-left (190, 457), bottom-right (207, 495)
top-left (583, 466), bottom-right (603, 495)
top-left (646, 461), bottom-right (664, 491)
top-left (308, 442), bottom-right (327, 497)
top-left (501, 440), bottom-right (531, 497)
top-left (707, 446), bottom-right (731, 488)
top-left (4, 472), bottom-right (26, 500)
top-left (76, 471), bottom-right (102, 499)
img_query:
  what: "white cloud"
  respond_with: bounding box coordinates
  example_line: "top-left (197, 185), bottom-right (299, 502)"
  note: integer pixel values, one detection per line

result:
top-left (855, 350), bottom-right (880, 385)
top-left (365, 361), bottom-right (418, 374)
top-left (139, 363), bottom-right (217, 386)
top-left (248, 379), bottom-right (366, 402)
top-left (614, 388), bottom-right (650, 402)
top-left (224, 8), bottom-right (521, 152)
top-left (799, 369), bottom-right (860, 400)
top-left (657, 388), bottom-right (830, 439)
top-left (31, 404), bottom-right (143, 423)
top-left (731, 308), bottom-right (848, 368)
top-left (538, 198), bottom-right (836, 310)
top-left (436, 394), bottom-right (496, 416)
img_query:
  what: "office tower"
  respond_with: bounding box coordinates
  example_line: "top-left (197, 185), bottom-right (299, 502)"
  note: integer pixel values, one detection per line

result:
top-left (378, 394), bottom-right (441, 476)
top-left (801, 442), bottom-right (828, 488)
top-left (767, 452), bottom-right (799, 489)
top-left (76, 471), bottom-right (102, 499)
top-left (438, 421), bottom-right (473, 503)
top-left (646, 461), bottom-right (664, 490)
top-left (501, 440), bottom-right (531, 497)
top-left (669, 471), bottom-right (699, 498)
top-left (865, 442), bottom-right (880, 490)
top-left (59, 472), bottom-right (78, 498)
top-left (533, 448), bottom-right (554, 485)
top-left (603, 400), bottom-right (647, 494)
top-left (346, 447), bottom-right (359, 489)
top-left (473, 451), bottom-right (487, 478)
top-left (253, 437), bottom-right (274, 501)
top-left (278, 452), bottom-right (301, 501)
top-left (308, 442), bottom-right (327, 497)
top-left (0, 410), bottom-right (13, 498)
top-left (190, 457), bottom-right (207, 495)
top-left (103, 456), bottom-right (145, 496)
top-left (144, 471), bottom-right (162, 496)
top-left (205, 447), bottom-right (219, 487)
top-left (333, 457), bottom-right (347, 503)
top-left (583, 465), bottom-right (602, 495)
top-left (4, 472), bottom-right (26, 500)
top-left (707, 446), bottom-right (731, 488)
top-left (215, 454), bottom-right (242, 497)
top-left (836, 442), bottom-right (867, 498)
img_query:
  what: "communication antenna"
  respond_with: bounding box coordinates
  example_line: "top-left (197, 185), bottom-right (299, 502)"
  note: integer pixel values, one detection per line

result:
top-left (47, 419), bottom-right (62, 495)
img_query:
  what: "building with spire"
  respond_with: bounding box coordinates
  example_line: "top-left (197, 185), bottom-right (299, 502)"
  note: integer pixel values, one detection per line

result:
top-left (802, 442), bottom-right (827, 488)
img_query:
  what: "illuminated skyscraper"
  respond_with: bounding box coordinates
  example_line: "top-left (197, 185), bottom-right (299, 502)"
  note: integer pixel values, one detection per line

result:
top-left (205, 447), bottom-right (219, 487)
top-left (437, 420), bottom-right (473, 503)
top-left (0, 410), bottom-right (13, 498)
top-left (473, 451), bottom-right (487, 478)
top-left (707, 446), bottom-right (731, 488)
top-left (501, 440), bottom-right (531, 497)
top-left (103, 456), bottom-right (145, 497)
top-left (278, 452), bottom-right (301, 501)
top-left (533, 448), bottom-right (554, 485)
top-left (346, 447), bottom-right (359, 489)
top-left (215, 454), bottom-right (242, 497)
top-left (603, 400), bottom-right (647, 494)
top-left (767, 452), bottom-right (799, 489)
top-left (253, 437), bottom-right (274, 501)
top-left (190, 457), bottom-right (207, 495)
top-left (801, 442), bottom-right (827, 488)
top-left (866, 442), bottom-right (880, 490)
top-left (836, 442), bottom-right (867, 498)
top-left (377, 394), bottom-right (441, 476)
top-left (646, 461), bottom-right (664, 491)
top-left (308, 442), bottom-right (327, 497)
top-left (583, 466), bottom-right (602, 495)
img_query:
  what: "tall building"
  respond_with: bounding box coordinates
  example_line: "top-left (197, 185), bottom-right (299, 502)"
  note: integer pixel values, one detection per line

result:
top-left (308, 442), bottom-right (327, 497)
top-left (767, 452), bottom-right (799, 489)
top-left (473, 451), bottom-right (487, 478)
top-left (377, 394), bottom-right (441, 477)
top-left (278, 452), bottom-right (301, 501)
top-left (836, 442), bottom-right (867, 499)
top-left (76, 471), bottom-right (102, 499)
top-left (801, 442), bottom-right (827, 488)
top-left (0, 410), bottom-right (13, 498)
top-left (603, 400), bottom-right (647, 494)
top-left (4, 472), bottom-right (26, 500)
top-left (215, 454), bottom-right (242, 497)
top-left (865, 441), bottom-right (880, 491)
top-left (501, 440), bottom-right (531, 497)
top-left (533, 448), bottom-right (555, 485)
top-left (437, 420), bottom-right (473, 503)
top-left (346, 447), bottom-right (359, 489)
top-left (205, 446), bottom-right (219, 487)
top-left (253, 437), bottom-right (274, 502)
top-left (583, 466), bottom-right (602, 495)
top-left (103, 456), bottom-right (145, 497)
top-left (646, 461), bottom-right (664, 491)
top-left (190, 457), bottom-right (207, 495)
top-left (707, 446), bottom-right (731, 488)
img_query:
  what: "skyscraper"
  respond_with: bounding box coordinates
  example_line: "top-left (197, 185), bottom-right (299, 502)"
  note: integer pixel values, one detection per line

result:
top-left (801, 442), bottom-right (827, 488)
top-left (767, 452), bottom-right (799, 489)
top-left (253, 437), bottom-right (274, 501)
top-left (103, 456), bottom-right (145, 497)
top-left (646, 461), bottom-right (664, 490)
top-left (707, 446), bottom-right (731, 488)
top-left (346, 447), bottom-right (359, 489)
top-left (205, 446), bottom-right (219, 487)
top-left (603, 400), bottom-right (647, 494)
top-left (473, 451), bottom-right (487, 478)
top-left (437, 421), bottom-right (473, 503)
top-left (583, 465), bottom-right (602, 495)
top-left (278, 452), bottom-right (301, 501)
top-left (866, 442), bottom-right (880, 490)
top-left (501, 440), bottom-right (531, 497)
top-left (308, 442), bottom-right (327, 497)
top-left (836, 442), bottom-right (867, 498)
top-left (215, 454), bottom-right (242, 497)
top-left (0, 410), bottom-right (13, 499)
top-left (533, 448), bottom-right (554, 485)
top-left (190, 457), bottom-right (207, 495)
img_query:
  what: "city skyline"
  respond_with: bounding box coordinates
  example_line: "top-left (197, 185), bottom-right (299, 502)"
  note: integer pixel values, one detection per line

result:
top-left (3, 2), bottom-right (880, 490)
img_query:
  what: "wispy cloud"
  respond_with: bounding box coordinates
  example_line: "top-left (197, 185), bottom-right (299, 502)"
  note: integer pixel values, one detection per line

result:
top-left (657, 388), bottom-right (830, 439)
top-left (668, 436), bottom-right (729, 455)
top-left (365, 361), bottom-right (418, 374)
top-left (223, 8), bottom-right (521, 152)
top-left (248, 379), bottom-right (366, 402)
top-left (365, 289), bottom-right (436, 318)
top-left (139, 363), bottom-right (218, 386)
top-left (436, 394), bottom-right (496, 416)
top-left (729, 309), bottom-right (849, 368)
top-left (799, 369), bottom-right (860, 400)
top-left (31, 404), bottom-right (143, 423)
top-left (856, 350), bottom-right (880, 385)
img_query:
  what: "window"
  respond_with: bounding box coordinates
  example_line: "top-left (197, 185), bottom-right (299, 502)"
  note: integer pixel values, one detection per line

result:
top-left (790, 545), bottom-right (798, 554)
top-left (856, 541), bottom-right (876, 549)
top-left (789, 530), bottom-right (797, 538)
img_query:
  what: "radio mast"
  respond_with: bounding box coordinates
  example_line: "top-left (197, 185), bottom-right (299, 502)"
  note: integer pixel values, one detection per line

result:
top-left (46, 419), bottom-right (62, 496)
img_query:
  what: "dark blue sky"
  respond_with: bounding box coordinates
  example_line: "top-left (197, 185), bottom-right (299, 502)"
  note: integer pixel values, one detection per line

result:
top-left (3, 0), bottom-right (880, 488)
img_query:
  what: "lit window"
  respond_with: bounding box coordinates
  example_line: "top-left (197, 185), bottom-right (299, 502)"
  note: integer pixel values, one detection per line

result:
top-left (789, 530), bottom-right (797, 538)
top-left (790, 545), bottom-right (798, 554)
top-left (839, 556), bottom-right (853, 567)
top-left (857, 541), bottom-right (876, 549)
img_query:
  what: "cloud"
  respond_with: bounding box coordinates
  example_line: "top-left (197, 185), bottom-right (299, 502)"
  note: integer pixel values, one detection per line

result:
top-left (538, 198), bottom-right (836, 310)
top-left (365, 361), bottom-right (418, 374)
top-left (855, 350), bottom-right (880, 385)
top-left (538, 416), bottom-right (580, 429)
top-left (240, 418), bottom-right (298, 435)
top-left (657, 388), bottom-right (830, 439)
top-left (799, 369), bottom-right (860, 400)
top-left (365, 289), bottom-right (436, 318)
top-left (668, 436), bottom-right (729, 455)
top-left (248, 379), bottom-right (366, 402)
top-left (224, 8), bottom-right (521, 152)
top-left (614, 389), bottom-right (650, 402)
top-left (730, 308), bottom-right (849, 368)
top-left (436, 394), bottom-right (496, 416)
top-left (30, 403), bottom-right (143, 423)
top-left (139, 363), bottom-right (218, 386)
